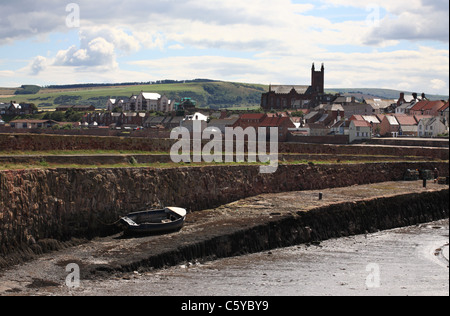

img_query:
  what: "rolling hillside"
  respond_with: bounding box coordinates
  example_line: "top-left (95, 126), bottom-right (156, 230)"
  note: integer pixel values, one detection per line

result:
top-left (0, 81), bottom-right (267, 110)
top-left (325, 88), bottom-right (448, 101)
top-left (0, 81), bottom-right (447, 110)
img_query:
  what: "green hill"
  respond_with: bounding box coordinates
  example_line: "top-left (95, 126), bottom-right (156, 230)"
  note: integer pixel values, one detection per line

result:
top-left (0, 81), bottom-right (267, 110)
top-left (325, 88), bottom-right (448, 101)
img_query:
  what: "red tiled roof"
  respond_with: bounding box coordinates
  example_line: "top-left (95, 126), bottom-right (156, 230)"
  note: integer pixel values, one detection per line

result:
top-left (351, 120), bottom-right (371, 127)
top-left (259, 116), bottom-right (295, 127)
top-left (409, 100), bottom-right (428, 111)
top-left (240, 113), bottom-right (266, 120)
top-left (410, 100), bottom-right (445, 112)
top-left (422, 100), bottom-right (445, 111)
top-left (439, 102), bottom-right (449, 112)
top-left (349, 115), bottom-right (364, 121)
top-left (395, 115), bottom-right (417, 125)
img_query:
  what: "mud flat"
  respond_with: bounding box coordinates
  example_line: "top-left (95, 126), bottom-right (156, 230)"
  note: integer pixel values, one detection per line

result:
top-left (0, 181), bottom-right (448, 295)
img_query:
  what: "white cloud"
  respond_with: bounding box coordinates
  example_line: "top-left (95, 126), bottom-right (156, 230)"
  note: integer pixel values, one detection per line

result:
top-left (128, 43), bottom-right (449, 95)
top-left (29, 56), bottom-right (49, 75)
top-left (323, 0), bottom-right (449, 44)
top-left (319, 46), bottom-right (449, 93)
top-left (0, 0), bottom-right (448, 95)
top-left (0, 70), bottom-right (15, 78)
top-left (168, 44), bottom-right (184, 50)
top-left (430, 79), bottom-right (447, 92)
top-left (79, 27), bottom-right (141, 53)
top-left (0, 1), bottom-right (67, 44)
top-left (54, 37), bottom-right (117, 69)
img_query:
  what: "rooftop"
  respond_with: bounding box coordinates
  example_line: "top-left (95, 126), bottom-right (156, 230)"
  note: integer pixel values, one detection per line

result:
top-left (269, 85), bottom-right (310, 94)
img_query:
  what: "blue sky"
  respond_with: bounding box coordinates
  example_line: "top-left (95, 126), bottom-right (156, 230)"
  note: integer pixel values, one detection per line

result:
top-left (0, 0), bottom-right (448, 95)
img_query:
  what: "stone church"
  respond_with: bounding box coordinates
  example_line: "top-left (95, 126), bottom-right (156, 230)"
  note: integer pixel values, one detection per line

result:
top-left (261, 63), bottom-right (334, 110)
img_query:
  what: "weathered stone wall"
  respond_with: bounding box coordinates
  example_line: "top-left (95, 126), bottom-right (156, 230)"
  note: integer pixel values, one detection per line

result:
top-left (0, 133), bottom-right (172, 152)
top-left (119, 190), bottom-right (449, 273)
top-left (1, 161), bottom-right (448, 265)
top-left (1, 133), bottom-right (448, 160)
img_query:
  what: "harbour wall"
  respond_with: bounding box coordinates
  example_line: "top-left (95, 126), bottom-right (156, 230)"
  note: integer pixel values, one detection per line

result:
top-left (1, 133), bottom-right (449, 160)
top-left (0, 161), bottom-right (448, 268)
top-left (118, 189), bottom-right (449, 273)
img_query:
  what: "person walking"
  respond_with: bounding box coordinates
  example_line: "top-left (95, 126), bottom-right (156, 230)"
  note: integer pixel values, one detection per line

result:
top-left (434, 168), bottom-right (439, 183)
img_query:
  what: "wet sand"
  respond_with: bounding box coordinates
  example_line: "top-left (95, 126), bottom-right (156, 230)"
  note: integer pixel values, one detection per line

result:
top-left (4, 219), bottom-right (447, 296)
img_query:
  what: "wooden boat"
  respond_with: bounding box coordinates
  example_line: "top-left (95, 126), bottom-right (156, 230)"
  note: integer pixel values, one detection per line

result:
top-left (120, 207), bottom-right (187, 236)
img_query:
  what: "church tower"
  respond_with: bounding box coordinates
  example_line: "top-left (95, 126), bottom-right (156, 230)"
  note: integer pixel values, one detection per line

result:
top-left (311, 63), bottom-right (325, 94)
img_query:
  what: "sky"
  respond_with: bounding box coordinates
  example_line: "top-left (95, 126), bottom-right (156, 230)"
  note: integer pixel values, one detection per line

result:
top-left (0, 0), bottom-right (449, 95)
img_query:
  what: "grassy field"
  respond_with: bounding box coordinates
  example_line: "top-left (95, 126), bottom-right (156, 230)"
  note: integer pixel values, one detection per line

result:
top-left (0, 159), bottom-right (420, 171)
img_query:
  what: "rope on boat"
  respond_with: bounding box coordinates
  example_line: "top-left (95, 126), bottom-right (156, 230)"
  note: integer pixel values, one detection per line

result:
top-left (95, 218), bottom-right (122, 226)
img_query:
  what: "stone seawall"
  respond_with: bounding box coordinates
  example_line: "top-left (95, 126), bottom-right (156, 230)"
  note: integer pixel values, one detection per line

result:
top-left (0, 162), bottom-right (449, 268)
top-left (119, 189), bottom-right (449, 273)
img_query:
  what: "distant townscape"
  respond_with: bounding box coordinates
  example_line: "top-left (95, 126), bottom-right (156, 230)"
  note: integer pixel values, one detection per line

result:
top-left (1, 63), bottom-right (448, 143)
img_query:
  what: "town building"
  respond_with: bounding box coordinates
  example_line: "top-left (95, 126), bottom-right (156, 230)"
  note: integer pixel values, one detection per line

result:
top-left (330, 119), bottom-right (351, 136)
top-left (349, 120), bottom-right (372, 143)
top-left (136, 92), bottom-right (172, 112)
top-left (9, 119), bottom-right (59, 129)
top-left (258, 116), bottom-right (296, 141)
top-left (106, 99), bottom-right (117, 111)
top-left (0, 103), bottom-right (8, 115)
top-left (439, 102), bottom-right (449, 125)
top-left (261, 63), bottom-right (335, 110)
top-left (231, 113), bottom-right (266, 131)
top-left (363, 98), bottom-right (395, 114)
top-left (417, 117), bottom-right (448, 138)
top-left (174, 98), bottom-right (197, 112)
top-left (341, 101), bottom-right (376, 118)
top-left (107, 93), bottom-right (173, 113)
top-left (0, 102), bottom-right (37, 115)
top-left (208, 118), bottom-right (239, 135)
top-left (409, 100), bottom-right (446, 117)
top-left (395, 115), bottom-right (419, 137)
top-left (349, 115), bottom-right (382, 136)
top-left (379, 115), bottom-right (400, 137)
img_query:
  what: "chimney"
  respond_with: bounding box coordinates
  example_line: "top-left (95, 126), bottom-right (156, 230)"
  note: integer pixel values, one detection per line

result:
top-left (412, 93), bottom-right (418, 100)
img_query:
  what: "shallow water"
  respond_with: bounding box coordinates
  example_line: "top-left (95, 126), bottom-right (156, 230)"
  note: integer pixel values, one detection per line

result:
top-left (32, 219), bottom-right (448, 296)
